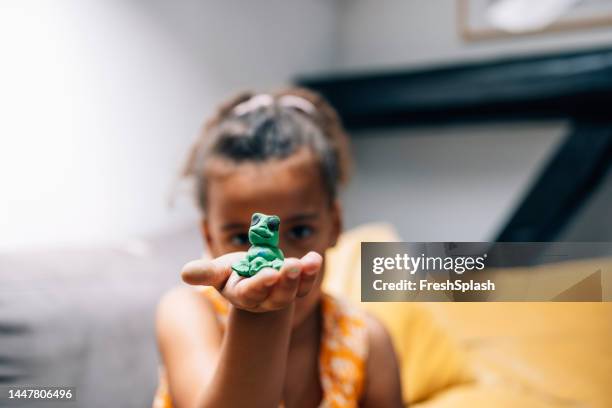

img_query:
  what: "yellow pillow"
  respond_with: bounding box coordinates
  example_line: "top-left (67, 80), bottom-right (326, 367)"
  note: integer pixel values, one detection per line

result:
top-left (323, 224), bottom-right (474, 404)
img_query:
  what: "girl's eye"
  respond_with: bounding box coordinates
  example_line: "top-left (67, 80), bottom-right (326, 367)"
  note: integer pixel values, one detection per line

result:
top-left (288, 225), bottom-right (314, 240)
top-left (230, 233), bottom-right (249, 246)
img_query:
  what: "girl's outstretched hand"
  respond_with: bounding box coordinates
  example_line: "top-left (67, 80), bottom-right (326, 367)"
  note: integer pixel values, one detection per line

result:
top-left (181, 251), bottom-right (322, 313)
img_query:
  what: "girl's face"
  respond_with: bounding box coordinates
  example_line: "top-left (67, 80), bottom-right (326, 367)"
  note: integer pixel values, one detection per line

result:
top-left (201, 147), bottom-right (342, 327)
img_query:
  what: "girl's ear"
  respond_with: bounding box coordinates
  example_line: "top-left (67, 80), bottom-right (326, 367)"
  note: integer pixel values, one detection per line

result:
top-left (329, 199), bottom-right (343, 248)
top-left (200, 217), bottom-right (213, 252)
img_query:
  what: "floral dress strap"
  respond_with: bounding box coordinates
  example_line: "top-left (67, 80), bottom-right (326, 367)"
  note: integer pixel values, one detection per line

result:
top-left (318, 293), bottom-right (369, 407)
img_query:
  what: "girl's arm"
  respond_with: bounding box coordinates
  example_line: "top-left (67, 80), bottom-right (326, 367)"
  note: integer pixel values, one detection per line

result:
top-left (361, 316), bottom-right (404, 408)
top-left (156, 252), bottom-right (322, 408)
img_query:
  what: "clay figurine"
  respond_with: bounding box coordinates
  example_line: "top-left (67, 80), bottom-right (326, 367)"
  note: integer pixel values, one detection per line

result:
top-left (232, 213), bottom-right (284, 277)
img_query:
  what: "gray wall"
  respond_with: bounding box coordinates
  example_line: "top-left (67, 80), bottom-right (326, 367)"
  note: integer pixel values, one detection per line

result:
top-left (342, 123), bottom-right (566, 241)
top-left (561, 167), bottom-right (612, 241)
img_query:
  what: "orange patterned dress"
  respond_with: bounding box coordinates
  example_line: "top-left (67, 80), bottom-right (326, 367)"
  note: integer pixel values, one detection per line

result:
top-left (153, 287), bottom-right (369, 408)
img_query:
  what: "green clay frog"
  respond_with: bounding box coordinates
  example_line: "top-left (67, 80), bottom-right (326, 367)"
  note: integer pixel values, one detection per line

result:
top-left (232, 213), bottom-right (284, 277)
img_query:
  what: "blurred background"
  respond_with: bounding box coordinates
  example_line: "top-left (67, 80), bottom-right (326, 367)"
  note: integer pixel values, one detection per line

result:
top-left (2, 0), bottom-right (611, 250)
top-left (1, 1), bottom-right (611, 407)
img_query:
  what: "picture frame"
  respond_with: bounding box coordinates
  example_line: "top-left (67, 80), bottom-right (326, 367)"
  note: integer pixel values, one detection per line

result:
top-left (458, 0), bottom-right (612, 40)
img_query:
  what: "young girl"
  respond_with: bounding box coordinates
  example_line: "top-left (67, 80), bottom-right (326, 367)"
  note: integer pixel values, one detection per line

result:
top-left (154, 88), bottom-right (403, 408)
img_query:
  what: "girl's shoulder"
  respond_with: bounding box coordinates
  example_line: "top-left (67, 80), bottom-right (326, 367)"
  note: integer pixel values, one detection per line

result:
top-left (155, 286), bottom-right (225, 350)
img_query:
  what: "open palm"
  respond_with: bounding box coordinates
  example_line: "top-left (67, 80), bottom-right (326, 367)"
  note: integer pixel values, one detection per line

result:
top-left (181, 251), bottom-right (322, 313)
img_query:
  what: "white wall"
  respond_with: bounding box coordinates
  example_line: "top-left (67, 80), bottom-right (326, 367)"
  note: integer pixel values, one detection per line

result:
top-left (0, 0), bottom-right (338, 250)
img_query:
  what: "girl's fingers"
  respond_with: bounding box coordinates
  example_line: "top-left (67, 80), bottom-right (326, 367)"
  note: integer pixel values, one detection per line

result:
top-left (296, 252), bottom-right (323, 297)
top-left (181, 252), bottom-right (246, 290)
top-left (190, 251), bottom-right (323, 311)
top-left (300, 251), bottom-right (323, 275)
top-left (261, 258), bottom-right (301, 309)
top-left (231, 268), bottom-right (280, 308)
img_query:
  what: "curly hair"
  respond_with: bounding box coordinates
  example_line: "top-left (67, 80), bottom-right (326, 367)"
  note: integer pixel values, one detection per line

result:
top-left (182, 87), bottom-right (352, 212)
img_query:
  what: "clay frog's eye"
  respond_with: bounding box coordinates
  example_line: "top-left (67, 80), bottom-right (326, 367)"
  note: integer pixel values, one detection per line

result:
top-left (251, 213), bottom-right (261, 226)
top-left (267, 216), bottom-right (280, 232)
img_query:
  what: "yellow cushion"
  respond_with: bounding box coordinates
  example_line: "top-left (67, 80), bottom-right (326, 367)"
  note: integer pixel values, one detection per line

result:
top-left (412, 384), bottom-right (559, 408)
top-left (324, 225), bottom-right (612, 407)
top-left (323, 224), bottom-right (474, 404)
top-left (426, 301), bottom-right (612, 408)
